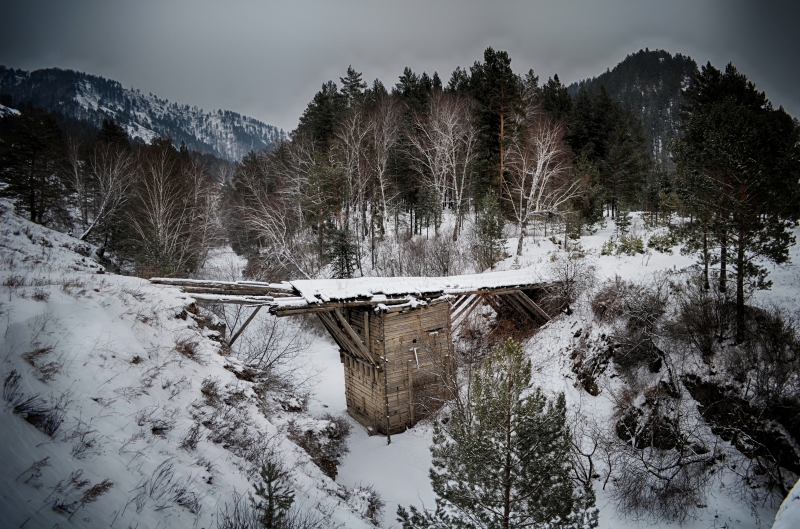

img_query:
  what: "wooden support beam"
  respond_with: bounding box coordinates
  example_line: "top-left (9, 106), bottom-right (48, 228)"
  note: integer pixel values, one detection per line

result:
top-left (317, 311), bottom-right (376, 365)
top-left (514, 290), bottom-right (551, 322)
top-left (451, 295), bottom-right (470, 312)
top-left (452, 294), bottom-right (484, 330)
top-left (332, 309), bottom-right (375, 364)
top-left (317, 311), bottom-right (356, 355)
top-left (228, 306), bottom-right (262, 346)
top-left (363, 311), bottom-right (370, 345)
top-left (503, 292), bottom-right (535, 322)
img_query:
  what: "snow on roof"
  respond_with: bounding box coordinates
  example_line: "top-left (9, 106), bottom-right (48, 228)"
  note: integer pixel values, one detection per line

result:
top-left (289, 268), bottom-right (544, 304)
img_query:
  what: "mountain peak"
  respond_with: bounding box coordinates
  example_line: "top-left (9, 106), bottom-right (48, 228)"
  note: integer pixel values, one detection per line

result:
top-left (0, 66), bottom-right (286, 162)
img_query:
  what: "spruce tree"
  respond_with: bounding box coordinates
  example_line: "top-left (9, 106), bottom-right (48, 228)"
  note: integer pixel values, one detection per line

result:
top-left (0, 106), bottom-right (69, 225)
top-left (397, 338), bottom-right (597, 529)
top-left (469, 48), bottom-right (523, 198)
top-left (251, 460), bottom-right (295, 528)
top-left (673, 62), bottom-right (800, 339)
top-left (325, 227), bottom-right (358, 279)
top-left (475, 189), bottom-right (505, 270)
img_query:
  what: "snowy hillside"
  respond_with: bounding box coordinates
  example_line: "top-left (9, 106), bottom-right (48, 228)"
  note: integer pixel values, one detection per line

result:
top-left (0, 200), bottom-right (378, 528)
top-left (0, 66), bottom-right (286, 161)
top-left (2, 200), bottom-right (799, 528)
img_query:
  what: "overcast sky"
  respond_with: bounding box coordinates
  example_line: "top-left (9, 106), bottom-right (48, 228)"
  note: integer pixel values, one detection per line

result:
top-left (1, 0), bottom-right (797, 132)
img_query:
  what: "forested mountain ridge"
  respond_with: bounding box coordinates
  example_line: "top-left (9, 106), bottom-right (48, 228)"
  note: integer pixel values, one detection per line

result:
top-left (0, 66), bottom-right (286, 161)
top-left (568, 49), bottom-right (697, 162)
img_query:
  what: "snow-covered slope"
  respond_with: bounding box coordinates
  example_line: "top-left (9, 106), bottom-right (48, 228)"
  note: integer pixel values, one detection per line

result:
top-left (0, 66), bottom-right (286, 161)
top-left (0, 200), bottom-right (376, 528)
top-left (2, 203), bottom-right (798, 528)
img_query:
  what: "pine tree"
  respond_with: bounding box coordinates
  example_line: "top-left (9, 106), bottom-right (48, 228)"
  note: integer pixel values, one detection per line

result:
top-left (0, 105), bottom-right (69, 225)
top-left (469, 48), bottom-right (523, 198)
top-left (475, 189), bottom-right (505, 270)
top-left (340, 66), bottom-right (367, 107)
top-left (397, 338), bottom-right (597, 529)
top-left (673, 62), bottom-right (800, 339)
top-left (251, 461), bottom-right (295, 528)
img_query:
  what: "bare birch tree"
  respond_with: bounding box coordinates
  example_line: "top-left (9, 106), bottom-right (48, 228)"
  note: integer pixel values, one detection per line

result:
top-left (242, 138), bottom-right (322, 279)
top-left (333, 107), bottom-right (372, 235)
top-left (129, 140), bottom-right (195, 276)
top-left (368, 94), bottom-right (400, 237)
top-left (409, 91), bottom-right (475, 239)
top-left (504, 115), bottom-right (581, 255)
top-left (80, 141), bottom-right (135, 241)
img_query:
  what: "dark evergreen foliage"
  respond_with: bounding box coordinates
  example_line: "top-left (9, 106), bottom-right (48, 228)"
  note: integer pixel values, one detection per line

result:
top-left (397, 339), bottom-right (597, 529)
top-left (0, 105), bottom-right (70, 225)
top-left (469, 48), bottom-right (523, 198)
top-left (568, 49), bottom-right (697, 163)
top-left (673, 62), bottom-right (800, 339)
top-left (251, 461), bottom-right (295, 528)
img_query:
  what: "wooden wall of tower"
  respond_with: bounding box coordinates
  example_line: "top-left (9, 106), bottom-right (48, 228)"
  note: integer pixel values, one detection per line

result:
top-left (338, 299), bottom-right (451, 435)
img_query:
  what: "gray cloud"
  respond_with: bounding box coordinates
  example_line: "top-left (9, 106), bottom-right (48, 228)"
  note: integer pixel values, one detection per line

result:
top-left (1, 0), bottom-right (797, 131)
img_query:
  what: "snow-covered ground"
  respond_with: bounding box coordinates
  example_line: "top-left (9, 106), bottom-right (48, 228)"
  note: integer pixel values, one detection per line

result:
top-left (1, 205), bottom-right (798, 528)
top-left (0, 200), bottom-right (377, 528)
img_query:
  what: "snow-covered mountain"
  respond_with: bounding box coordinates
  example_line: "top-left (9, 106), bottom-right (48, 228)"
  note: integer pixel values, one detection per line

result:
top-left (0, 66), bottom-right (286, 161)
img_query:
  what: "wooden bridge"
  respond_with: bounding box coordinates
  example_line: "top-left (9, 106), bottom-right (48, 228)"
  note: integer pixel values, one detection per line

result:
top-left (152, 270), bottom-right (557, 440)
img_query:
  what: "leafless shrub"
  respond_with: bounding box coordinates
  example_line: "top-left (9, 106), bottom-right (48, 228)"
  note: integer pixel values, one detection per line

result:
top-left (3, 371), bottom-right (69, 436)
top-left (288, 414), bottom-right (351, 479)
top-left (668, 274), bottom-right (735, 361)
top-left (544, 250), bottom-right (596, 315)
top-left (609, 275), bottom-right (673, 384)
top-left (15, 456), bottom-right (50, 484)
top-left (201, 377), bottom-right (222, 406)
top-left (180, 422), bottom-right (203, 451)
top-left (174, 335), bottom-right (204, 363)
top-left (235, 315), bottom-right (312, 388)
top-left (31, 287), bottom-right (50, 302)
top-left (608, 382), bottom-right (720, 522)
top-left (591, 276), bottom-right (632, 322)
top-left (352, 485), bottom-right (385, 526)
top-left (735, 306), bottom-right (800, 411)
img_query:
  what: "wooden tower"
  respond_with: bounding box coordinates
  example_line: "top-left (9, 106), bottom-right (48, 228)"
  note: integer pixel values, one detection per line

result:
top-left (151, 271), bottom-right (556, 438)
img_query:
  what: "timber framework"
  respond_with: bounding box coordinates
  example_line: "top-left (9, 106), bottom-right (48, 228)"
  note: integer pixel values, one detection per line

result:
top-left (151, 270), bottom-right (559, 440)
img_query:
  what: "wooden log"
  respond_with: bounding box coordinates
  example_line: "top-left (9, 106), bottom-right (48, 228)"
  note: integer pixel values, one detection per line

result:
top-left (514, 290), bottom-right (552, 322)
top-left (332, 309), bottom-right (375, 364)
top-left (227, 305), bottom-right (262, 346)
top-left (452, 294), bottom-right (484, 329)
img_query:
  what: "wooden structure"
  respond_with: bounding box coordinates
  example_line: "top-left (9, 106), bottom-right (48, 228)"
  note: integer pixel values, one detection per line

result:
top-left (151, 270), bottom-right (556, 438)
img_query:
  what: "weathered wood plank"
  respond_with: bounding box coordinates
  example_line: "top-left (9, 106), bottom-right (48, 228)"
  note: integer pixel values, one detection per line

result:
top-left (514, 290), bottom-right (552, 322)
